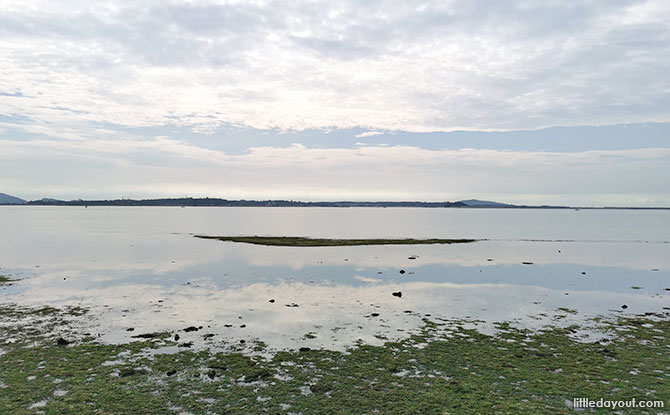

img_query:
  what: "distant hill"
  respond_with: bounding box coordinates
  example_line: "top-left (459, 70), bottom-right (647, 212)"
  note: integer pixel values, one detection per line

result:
top-left (459, 199), bottom-right (514, 207)
top-left (0, 193), bottom-right (26, 204)
top-left (25, 197), bottom-right (467, 208)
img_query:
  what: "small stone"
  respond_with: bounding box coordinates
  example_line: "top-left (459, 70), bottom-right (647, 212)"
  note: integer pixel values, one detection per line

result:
top-left (399, 270), bottom-right (406, 274)
top-left (207, 370), bottom-right (216, 379)
top-left (240, 324), bottom-right (246, 328)
top-left (522, 262), bottom-right (533, 265)
top-left (240, 339), bottom-right (246, 344)
top-left (166, 370), bottom-right (176, 376)
top-left (269, 299), bottom-right (275, 303)
top-left (370, 313), bottom-right (380, 317)
top-left (392, 291), bottom-right (402, 298)
top-left (57, 338), bottom-right (69, 346)
top-left (183, 326), bottom-right (199, 332)
top-left (299, 347), bottom-right (311, 352)
top-left (174, 334), bottom-right (180, 341)
top-left (581, 272), bottom-right (586, 275)
top-left (126, 328), bottom-right (135, 332)
top-left (621, 304), bottom-right (628, 309)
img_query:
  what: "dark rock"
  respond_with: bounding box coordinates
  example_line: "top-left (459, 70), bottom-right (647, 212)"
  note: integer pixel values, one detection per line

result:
top-left (299, 347), bottom-right (311, 352)
top-left (408, 256), bottom-right (417, 260)
top-left (166, 370), bottom-right (177, 376)
top-left (120, 368), bottom-right (137, 377)
top-left (224, 324), bottom-right (233, 327)
top-left (651, 268), bottom-right (659, 271)
top-left (126, 328), bottom-right (135, 332)
top-left (621, 304), bottom-right (628, 309)
top-left (183, 326), bottom-right (199, 332)
top-left (240, 324), bottom-right (246, 328)
top-left (486, 258), bottom-right (493, 261)
top-left (198, 326), bottom-right (203, 329)
top-left (203, 333), bottom-right (215, 340)
top-left (392, 291), bottom-right (402, 298)
top-left (207, 370), bottom-right (216, 379)
top-left (240, 339), bottom-right (246, 344)
top-left (178, 342), bottom-right (193, 348)
top-left (285, 303), bottom-right (299, 307)
top-left (581, 272), bottom-right (586, 275)
top-left (370, 313), bottom-right (380, 317)
top-left (57, 337), bottom-right (69, 346)
top-left (245, 370), bottom-right (271, 382)
top-left (403, 310), bottom-right (412, 313)
top-left (269, 299), bottom-right (275, 303)
top-left (399, 269), bottom-right (406, 274)
top-left (131, 333), bottom-right (161, 339)
top-left (174, 334), bottom-right (180, 341)
top-left (522, 262), bottom-right (533, 265)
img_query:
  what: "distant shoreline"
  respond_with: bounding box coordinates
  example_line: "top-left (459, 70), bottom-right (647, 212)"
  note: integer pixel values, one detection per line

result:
top-left (1, 198), bottom-right (668, 210)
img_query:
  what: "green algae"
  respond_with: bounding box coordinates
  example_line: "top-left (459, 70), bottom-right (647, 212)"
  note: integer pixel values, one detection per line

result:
top-left (0, 305), bottom-right (668, 414)
top-left (194, 235), bottom-right (478, 247)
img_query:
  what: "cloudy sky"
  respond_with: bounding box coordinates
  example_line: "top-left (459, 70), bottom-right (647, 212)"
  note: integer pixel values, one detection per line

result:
top-left (1, 0), bottom-right (669, 205)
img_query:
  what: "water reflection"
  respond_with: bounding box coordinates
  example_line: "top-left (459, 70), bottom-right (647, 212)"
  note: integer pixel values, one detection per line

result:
top-left (1, 207), bottom-right (669, 351)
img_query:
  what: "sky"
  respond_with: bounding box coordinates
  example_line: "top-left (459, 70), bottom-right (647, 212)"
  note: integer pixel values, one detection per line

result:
top-left (1, 0), bottom-right (669, 206)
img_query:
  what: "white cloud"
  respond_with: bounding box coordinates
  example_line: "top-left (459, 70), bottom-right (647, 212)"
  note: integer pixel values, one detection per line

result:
top-left (355, 131), bottom-right (384, 138)
top-left (1, 136), bottom-right (668, 205)
top-left (1, 0), bottom-right (669, 132)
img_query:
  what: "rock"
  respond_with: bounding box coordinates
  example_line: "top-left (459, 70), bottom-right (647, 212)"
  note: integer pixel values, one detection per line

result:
top-left (652, 268), bottom-right (659, 271)
top-left (285, 303), bottom-right (299, 307)
top-left (269, 299), bottom-right (275, 303)
top-left (183, 326), bottom-right (199, 332)
top-left (240, 339), bottom-right (246, 344)
top-left (166, 370), bottom-right (176, 376)
top-left (56, 338), bottom-right (69, 346)
top-left (120, 368), bottom-right (137, 377)
top-left (178, 342), bottom-right (193, 348)
top-left (581, 272), bottom-right (586, 275)
top-left (174, 334), bottom-right (180, 341)
top-left (224, 324), bottom-right (233, 327)
top-left (240, 324), bottom-right (246, 328)
top-left (399, 270), bottom-right (406, 274)
top-left (203, 333), bottom-right (215, 340)
top-left (392, 291), bottom-right (402, 298)
top-left (403, 310), bottom-right (412, 314)
top-left (131, 333), bottom-right (162, 339)
top-left (408, 256), bottom-right (418, 260)
top-left (370, 313), bottom-right (380, 317)
top-left (126, 328), bottom-right (135, 332)
top-left (299, 347), bottom-right (311, 352)
top-left (245, 370), bottom-right (271, 382)
top-left (621, 304), bottom-right (628, 309)
top-left (207, 370), bottom-right (216, 379)
top-left (522, 262), bottom-right (533, 265)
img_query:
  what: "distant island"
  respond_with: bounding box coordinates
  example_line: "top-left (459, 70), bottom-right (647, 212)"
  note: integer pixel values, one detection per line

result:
top-left (0, 193), bottom-right (668, 209)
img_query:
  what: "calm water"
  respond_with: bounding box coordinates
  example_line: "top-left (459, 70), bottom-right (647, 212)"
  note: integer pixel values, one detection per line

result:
top-left (1, 206), bottom-right (669, 350)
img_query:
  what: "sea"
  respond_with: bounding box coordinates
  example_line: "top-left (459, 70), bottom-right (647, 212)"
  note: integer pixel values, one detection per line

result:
top-left (1, 206), bottom-right (668, 351)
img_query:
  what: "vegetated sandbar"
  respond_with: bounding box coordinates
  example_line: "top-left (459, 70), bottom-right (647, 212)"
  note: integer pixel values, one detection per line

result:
top-left (194, 235), bottom-right (478, 247)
